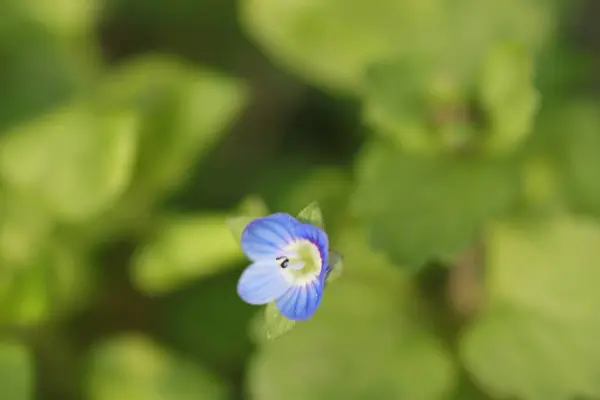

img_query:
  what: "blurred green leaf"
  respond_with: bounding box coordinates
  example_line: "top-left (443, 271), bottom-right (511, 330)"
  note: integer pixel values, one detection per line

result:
top-left (241, 0), bottom-right (553, 93)
top-left (0, 191), bottom-right (54, 267)
top-left (13, 0), bottom-right (101, 38)
top-left (132, 213), bottom-right (244, 295)
top-left (0, 341), bottom-right (33, 400)
top-left (101, 56), bottom-right (248, 197)
top-left (363, 55), bottom-right (470, 155)
top-left (0, 10), bottom-right (93, 132)
top-left (535, 102), bottom-right (600, 218)
top-left (86, 335), bottom-right (229, 400)
top-left (247, 225), bottom-right (456, 399)
top-left (353, 141), bottom-right (519, 268)
top-left (461, 216), bottom-right (600, 400)
top-left (0, 104), bottom-right (139, 222)
top-left (160, 270), bottom-right (255, 376)
top-left (296, 201), bottom-right (325, 229)
top-left (479, 42), bottom-right (540, 153)
top-left (0, 242), bottom-right (92, 325)
top-left (241, 0), bottom-right (443, 92)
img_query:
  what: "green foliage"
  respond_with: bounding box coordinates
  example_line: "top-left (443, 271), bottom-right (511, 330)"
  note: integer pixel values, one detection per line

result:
top-left (100, 55), bottom-right (248, 198)
top-left (85, 335), bottom-right (229, 400)
top-left (461, 216), bottom-right (600, 399)
top-left (2, 0), bottom-right (600, 399)
top-left (132, 213), bottom-right (244, 295)
top-left (0, 341), bottom-right (33, 400)
top-left (353, 142), bottom-right (519, 267)
top-left (0, 104), bottom-right (139, 221)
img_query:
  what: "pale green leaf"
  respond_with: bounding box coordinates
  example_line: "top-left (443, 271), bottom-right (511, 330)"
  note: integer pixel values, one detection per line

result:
top-left (460, 216), bottom-right (600, 400)
top-left (132, 214), bottom-right (243, 295)
top-left (247, 226), bottom-right (456, 398)
top-left (0, 104), bottom-right (139, 221)
top-left (296, 201), bottom-right (324, 229)
top-left (13, 0), bottom-right (101, 38)
top-left (101, 56), bottom-right (248, 196)
top-left (0, 342), bottom-right (33, 400)
top-left (352, 141), bottom-right (519, 267)
top-left (241, 0), bottom-right (443, 92)
top-left (479, 42), bottom-right (540, 153)
top-left (0, 242), bottom-right (91, 325)
top-left (86, 335), bottom-right (229, 400)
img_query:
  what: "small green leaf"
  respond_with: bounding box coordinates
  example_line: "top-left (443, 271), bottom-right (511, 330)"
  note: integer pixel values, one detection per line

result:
top-left (460, 216), bottom-right (600, 400)
top-left (251, 302), bottom-right (297, 343)
top-left (352, 141), bottom-right (519, 268)
top-left (132, 214), bottom-right (243, 295)
top-left (326, 250), bottom-right (344, 283)
top-left (296, 201), bottom-right (324, 229)
top-left (0, 341), bottom-right (33, 400)
top-left (0, 104), bottom-right (139, 221)
top-left (85, 335), bottom-right (229, 400)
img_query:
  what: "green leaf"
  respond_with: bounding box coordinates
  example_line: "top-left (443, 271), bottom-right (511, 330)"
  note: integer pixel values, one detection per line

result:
top-left (0, 242), bottom-right (92, 325)
top-left (535, 102), bottom-right (600, 218)
top-left (0, 104), bottom-right (139, 222)
top-left (460, 216), bottom-right (600, 400)
top-left (100, 56), bottom-right (248, 197)
top-left (363, 55), bottom-right (470, 155)
top-left (0, 191), bottom-right (54, 267)
top-left (13, 0), bottom-right (101, 38)
top-left (479, 42), bottom-right (540, 153)
top-left (240, 0), bottom-right (443, 92)
top-left (247, 225), bottom-right (456, 398)
top-left (241, 0), bottom-right (553, 94)
top-left (296, 201), bottom-right (324, 229)
top-left (251, 302), bottom-right (297, 343)
top-left (352, 141), bottom-right (519, 268)
top-left (0, 10), bottom-right (92, 132)
top-left (85, 335), bottom-right (229, 400)
top-left (0, 342), bottom-right (33, 400)
top-left (326, 250), bottom-right (343, 283)
top-left (132, 214), bottom-right (244, 295)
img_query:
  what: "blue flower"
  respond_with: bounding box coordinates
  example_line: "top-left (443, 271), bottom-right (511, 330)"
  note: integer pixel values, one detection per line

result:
top-left (236, 212), bottom-right (329, 321)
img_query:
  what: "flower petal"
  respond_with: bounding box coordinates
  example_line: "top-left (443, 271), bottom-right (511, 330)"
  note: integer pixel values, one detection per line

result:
top-left (237, 260), bottom-right (292, 305)
top-left (293, 222), bottom-right (329, 267)
top-left (241, 213), bottom-right (299, 261)
top-left (276, 276), bottom-right (325, 321)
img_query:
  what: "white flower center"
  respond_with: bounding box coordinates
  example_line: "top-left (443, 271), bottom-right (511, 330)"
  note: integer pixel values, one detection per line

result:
top-left (278, 239), bottom-right (322, 285)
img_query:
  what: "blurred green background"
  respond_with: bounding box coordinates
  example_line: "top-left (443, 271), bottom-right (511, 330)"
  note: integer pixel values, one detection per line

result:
top-left (2, 0), bottom-right (600, 399)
